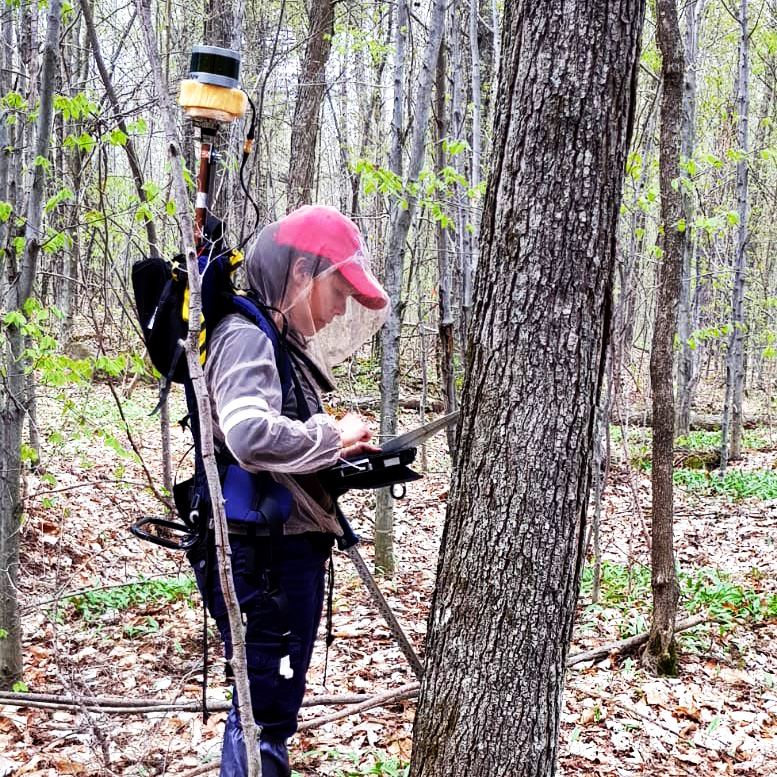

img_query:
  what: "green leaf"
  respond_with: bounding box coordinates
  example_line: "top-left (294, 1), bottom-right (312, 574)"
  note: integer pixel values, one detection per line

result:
top-left (22, 297), bottom-right (42, 318)
top-left (76, 132), bottom-right (96, 153)
top-left (108, 128), bottom-right (128, 146)
top-left (141, 181), bottom-right (160, 200)
top-left (20, 443), bottom-right (38, 464)
top-left (94, 355), bottom-right (126, 376)
top-left (45, 187), bottom-right (74, 212)
top-left (0, 201), bottom-right (11, 222)
top-left (128, 118), bottom-right (147, 135)
top-left (12, 682), bottom-right (28, 693)
top-left (135, 203), bottom-right (153, 224)
top-left (165, 199), bottom-right (176, 216)
top-left (725, 211), bottom-right (741, 226)
top-left (3, 310), bottom-right (26, 327)
top-left (33, 155), bottom-right (52, 174)
top-left (676, 218), bottom-right (686, 233)
top-left (442, 138), bottom-right (468, 157)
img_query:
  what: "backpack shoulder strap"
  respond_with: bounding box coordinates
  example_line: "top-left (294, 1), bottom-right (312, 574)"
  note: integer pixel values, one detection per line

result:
top-left (228, 293), bottom-right (311, 422)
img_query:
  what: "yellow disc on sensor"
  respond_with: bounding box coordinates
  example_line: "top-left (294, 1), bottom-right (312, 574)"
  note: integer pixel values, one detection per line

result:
top-left (178, 79), bottom-right (248, 123)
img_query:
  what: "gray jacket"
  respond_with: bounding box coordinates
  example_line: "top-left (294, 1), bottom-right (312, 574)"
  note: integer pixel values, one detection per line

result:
top-left (204, 313), bottom-right (342, 535)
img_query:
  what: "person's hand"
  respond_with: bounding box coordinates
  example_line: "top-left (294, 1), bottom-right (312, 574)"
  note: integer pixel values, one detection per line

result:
top-left (341, 441), bottom-right (382, 459)
top-left (334, 412), bottom-right (378, 458)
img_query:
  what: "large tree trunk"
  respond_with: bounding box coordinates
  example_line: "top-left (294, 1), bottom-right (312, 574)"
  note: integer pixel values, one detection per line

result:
top-left (0, 0), bottom-right (62, 690)
top-left (409, 0), bottom-right (645, 773)
top-left (644, 0), bottom-right (686, 677)
top-left (286, 0), bottom-right (335, 209)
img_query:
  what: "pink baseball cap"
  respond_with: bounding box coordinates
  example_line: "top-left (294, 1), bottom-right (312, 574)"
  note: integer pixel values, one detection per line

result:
top-left (275, 205), bottom-right (388, 310)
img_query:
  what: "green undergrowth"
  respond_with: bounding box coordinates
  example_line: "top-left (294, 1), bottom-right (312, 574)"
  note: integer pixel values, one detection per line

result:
top-left (30, 383), bottom-right (187, 499)
top-left (613, 426), bottom-right (772, 472)
top-left (674, 467), bottom-right (777, 500)
top-left (610, 426), bottom-right (771, 452)
top-left (579, 561), bottom-right (777, 640)
top-left (64, 574), bottom-right (197, 622)
top-left (675, 429), bottom-right (771, 451)
top-left (332, 355), bottom-right (381, 398)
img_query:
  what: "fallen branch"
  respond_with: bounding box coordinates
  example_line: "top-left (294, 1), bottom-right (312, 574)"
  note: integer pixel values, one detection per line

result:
top-left (342, 396), bottom-right (445, 413)
top-left (297, 682), bottom-right (420, 731)
top-left (0, 688), bottom-right (407, 714)
top-left (566, 613), bottom-right (709, 667)
top-left (611, 411), bottom-right (769, 431)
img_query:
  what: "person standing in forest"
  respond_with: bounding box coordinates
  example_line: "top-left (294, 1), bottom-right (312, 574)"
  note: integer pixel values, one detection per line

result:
top-left (189, 204), bottom-right (388, 776)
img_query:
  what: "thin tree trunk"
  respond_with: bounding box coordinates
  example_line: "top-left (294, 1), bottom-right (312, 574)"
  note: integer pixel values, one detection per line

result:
top-left (376, 0), bottom-right (446, 574)
top-left (463, 0), bottom-right (482, 332)
top-left (287, 0), bottom-right (335, 209)
top-left (410, 0), bottom-right (645, 771)
top-left (135, 1), bottom-right (262, 774)
top-left (433, 34), bottom-right (458, 458)
top-left (644, 0), bottom-right (685, 677)
top-left (612, 78), bottom-right (659, 416)
top-left (721, 0), bottom-right (749, 466)
top-left (675, 0), bottom-right (705, 437)
top-left (80, 0), bottom-right (158, 255)
top-left (0, 0), bottom-right (62, 690)
top-left (374, 0), bottom-right (410, 575)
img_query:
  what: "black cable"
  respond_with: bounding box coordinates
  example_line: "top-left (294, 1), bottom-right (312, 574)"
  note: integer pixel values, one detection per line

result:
top-left (236, 92), bottom-right (261, 251)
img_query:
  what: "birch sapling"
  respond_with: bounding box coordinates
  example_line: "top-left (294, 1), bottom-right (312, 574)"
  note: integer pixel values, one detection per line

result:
top-left (134, 2), bottom-right (262, 773)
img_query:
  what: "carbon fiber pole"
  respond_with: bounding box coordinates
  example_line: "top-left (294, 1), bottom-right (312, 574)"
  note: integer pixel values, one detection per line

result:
top-left (343, 544), bottom-right (424, 680)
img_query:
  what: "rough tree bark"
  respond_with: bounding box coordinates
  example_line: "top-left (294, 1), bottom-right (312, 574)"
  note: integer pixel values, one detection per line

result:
top-left (409, 0), bottom-right (645, 773)
top-left (0, 0), bottom-right (62, 690)
top-left (644, 0), bottom-right (686, 677)
top-left (287, 0), bottom-right (335, 209)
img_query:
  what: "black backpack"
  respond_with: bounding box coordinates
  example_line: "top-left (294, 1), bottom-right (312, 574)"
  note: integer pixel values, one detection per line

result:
top-left (132, 254), bottom-right (191, 385)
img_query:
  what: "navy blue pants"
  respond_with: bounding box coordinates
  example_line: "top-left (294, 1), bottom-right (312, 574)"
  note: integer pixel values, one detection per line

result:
top-left (190, 531), bottom-right (333, 777)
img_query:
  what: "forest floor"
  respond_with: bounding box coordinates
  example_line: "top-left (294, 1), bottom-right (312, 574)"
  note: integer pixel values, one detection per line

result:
top-left (1, 381), bottom-right (776, 777)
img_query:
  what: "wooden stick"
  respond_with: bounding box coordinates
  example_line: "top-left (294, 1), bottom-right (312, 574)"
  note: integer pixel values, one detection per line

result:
top-left (297, 683), bottom-right (420, 731)
top-left (0, 688), bottom-right (408, 714)
top-left (566, 613), bottom-right (709, 667)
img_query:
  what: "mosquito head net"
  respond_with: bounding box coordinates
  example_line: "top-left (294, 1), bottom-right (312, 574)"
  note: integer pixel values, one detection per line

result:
top-left (244, 205), bottom-right (388, 378)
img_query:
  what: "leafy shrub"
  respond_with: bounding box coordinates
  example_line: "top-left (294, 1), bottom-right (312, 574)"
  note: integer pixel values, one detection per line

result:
top-left (67, 575), bottom-right (197, 622)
